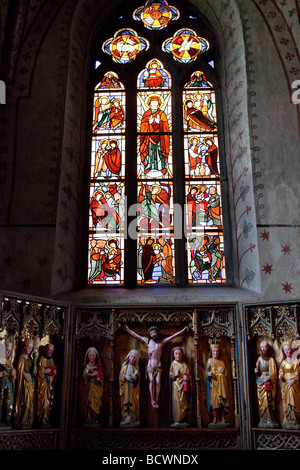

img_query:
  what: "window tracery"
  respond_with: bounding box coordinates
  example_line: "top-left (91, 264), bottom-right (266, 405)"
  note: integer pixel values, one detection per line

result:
top-left (87, 1), bottom-right (226, 286)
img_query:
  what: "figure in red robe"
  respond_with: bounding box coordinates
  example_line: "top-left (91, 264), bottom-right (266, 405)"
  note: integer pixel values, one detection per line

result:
top-left (104, 139), bottom-right (122, 177)
top-left (90, 191), bottom-right (120, 230)
top-left (144, 60), bottom-right (165, 88)
top-left (140, 95), bottom-right (170, 175)
top-left (184, 99), bottom-right (215, 132)
top-left (204, 137), bottom-right (219, 175)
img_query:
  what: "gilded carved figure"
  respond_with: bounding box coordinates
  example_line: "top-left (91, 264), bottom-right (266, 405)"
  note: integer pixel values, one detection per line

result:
top-left (206, 343), bottom-right (229, 426)
top-left (119, 349), bottom-right (140, 427)
top-left (83, 347), bottom-right (104, 426)
top-left (14, 339), bottom-right (37, 428)
top-left (279, 342), bottom-right (300, 429)
top-left (0, 338), bottom-right (16, 427)
top-left (36, 343), bottom-right (57, 427)
top-left (125, 324), bottom-right (188, 409)
top-left (255, 340), bottom-right (278, 428)
top-left (169, 347), bottom-right (191, 427)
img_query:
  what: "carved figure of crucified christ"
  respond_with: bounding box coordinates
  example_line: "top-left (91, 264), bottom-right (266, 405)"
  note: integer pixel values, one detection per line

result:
top-left (124, 324), bottom-right (188, 409)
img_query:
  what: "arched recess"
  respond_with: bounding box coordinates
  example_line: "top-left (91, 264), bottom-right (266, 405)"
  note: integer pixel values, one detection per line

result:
top-left (51, 0), bottom-right (261, 301)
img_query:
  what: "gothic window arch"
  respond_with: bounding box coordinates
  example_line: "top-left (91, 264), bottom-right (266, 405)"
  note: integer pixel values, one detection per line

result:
top-left (86, 0), bottom-right (228, 288)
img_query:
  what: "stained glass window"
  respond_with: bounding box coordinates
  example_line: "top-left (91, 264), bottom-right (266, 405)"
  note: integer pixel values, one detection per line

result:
top-left (88, 4), bottom-right (226, 287)
top-left (162, 29), bottom-right (209, 63)
top-left (88, 72), bottom-right (126, 284)
top-left (133, 0), bottom-right (179, 30)
top-left (102, 29), bottom-right (149, 64)
top-left (183, 72), bottom-right (226, 283)
top-left (137, 59), bottom-right (175, 284)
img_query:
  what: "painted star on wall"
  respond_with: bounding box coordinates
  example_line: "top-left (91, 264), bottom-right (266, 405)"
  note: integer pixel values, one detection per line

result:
top-left (281, 282), bottom-right (293, 293)
top-left (260, 230), bottom-right (269, 241)
top-left (281, 244), bottom-right (291, 254)
top-left (262, 263), bottom-right (273, 275)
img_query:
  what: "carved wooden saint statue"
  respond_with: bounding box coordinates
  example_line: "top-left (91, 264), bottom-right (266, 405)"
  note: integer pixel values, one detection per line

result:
top-left (14, 339), bottom-right (37, 429)
top-left (255, 340), bottom-right (278, 428)
top-left (36, 343), bottom-right (57, 427)
top-left (0, 338), bottom-right (16, 427)
top-left (206, 342), bottom-right (230, 427)
top-left (119, 349), bottom-right (140, 427)
top-left (83, 347), bottom-right (104, 426)
top-left (169, 347), bottom-right (191, 427)
top-left (279, 342), bottom-right (300, 429)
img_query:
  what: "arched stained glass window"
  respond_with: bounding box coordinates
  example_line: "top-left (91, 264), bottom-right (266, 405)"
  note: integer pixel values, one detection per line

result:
top-left (88, 72), bottom-right (126, 284)
top-left (87, 2), bottom-right (227, 287)
top-left (136, 59), bottom-right (175, 284)
top-left (183, 72), bottom-right (225, 283)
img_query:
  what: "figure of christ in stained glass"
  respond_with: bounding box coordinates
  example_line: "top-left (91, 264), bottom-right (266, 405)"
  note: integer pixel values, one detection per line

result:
top-left (138, 181), bottom-right (172, 231)
top-left (137, 235), bottom-right (174, 284)
top-left (138, 59), bottom-right (171, 89)
top-left (93, 93), bottom-right (125, 134)
top-left (184, 135), bottom-right (219, 178)
top-left (88, 236), bottom-right (124, 284)
top-left (137, 92), bottom-right (172, 179)
top-left (186, 233), bottom-right (225, 283)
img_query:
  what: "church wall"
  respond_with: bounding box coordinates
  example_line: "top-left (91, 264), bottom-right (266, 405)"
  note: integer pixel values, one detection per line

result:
top-left (238, 0), bottom-right (300, 300)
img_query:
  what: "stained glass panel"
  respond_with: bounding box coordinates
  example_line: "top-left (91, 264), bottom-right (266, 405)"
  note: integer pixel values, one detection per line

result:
top-left (184, 134), bottom-right (219, 178)
top-left (95, 71), bottom-right (125, 90)
top-left (138, 59), bottom-right (171, 89)
top-left (102, 29), bottom-right (149, 64)
top-left (183, 71), bottom-right (226, 284)
top-left (186, 181), bottom-right (223, 230)
top-left (91, 136), bottom-right (125, 179)
top-left (137, 234), bottom-right (175, 283)
top-left (138, 181), bottom-right (173, 231)
top-left (93, 93), bottom-right (125, 135)
top-left (89, 182), bottom-right (126, 232)
top-left (186, 233), bottom-right (225, 283)
top-left (183, 88), bottom-right (217, 132)
top-left (162, 29), bottom-right (209, 63)
top-left (88, 73), bottom-right (126, 285)
top-left (137, 87), bottom-right (172, 179)
top-left (137, 60), bottom-right (175, 284)
top-left (185, 71), bottom-right (212, 88)
top-left (133, 0), bottom-right (179, 30)
top-left (88, 236), bottom-right (124, 284)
